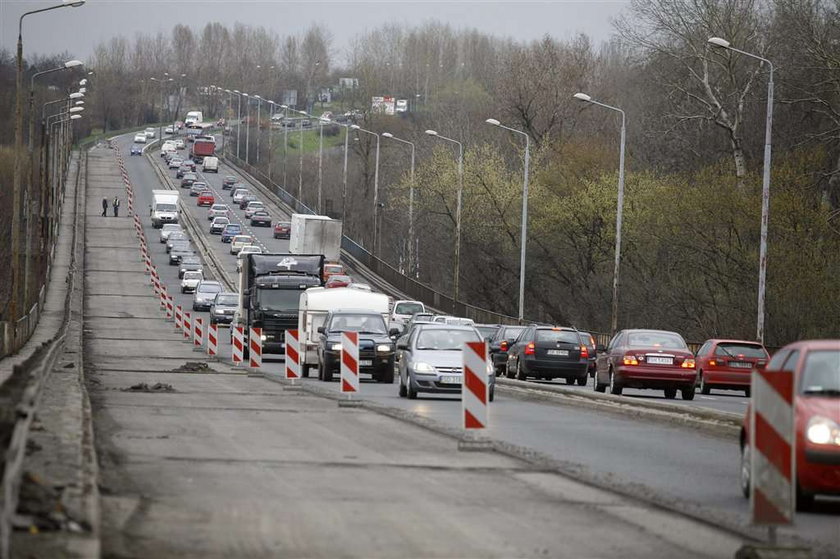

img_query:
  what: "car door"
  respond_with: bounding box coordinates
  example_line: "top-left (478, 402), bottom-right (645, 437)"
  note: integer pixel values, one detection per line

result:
top-left (596, 332), bottom-right (622, 382)
top-left (508, 327), bottom-right (533, 371)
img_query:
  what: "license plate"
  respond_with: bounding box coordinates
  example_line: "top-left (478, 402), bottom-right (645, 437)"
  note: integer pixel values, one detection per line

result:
top-left (359, 360), bottom-right (373, 367)
top-left (439, 374), bottom-right (461, 385)
top-left (647, 356), bottom-right (673, 365)
top-left (730, 361), bottom-right (752, 368)
top-left (547, 349), bottom-right (569, 356)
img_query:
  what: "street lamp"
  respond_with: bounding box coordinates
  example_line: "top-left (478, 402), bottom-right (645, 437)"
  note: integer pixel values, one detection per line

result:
top-left (425, 129), bottom-right (464, 301)
top-left (243, 93), bottom-right (251, 165)
top-left (280, 104), bottom-right (289, 191)
top-left (485, 118), bottom-right (530, 323)
top-left (573, 92), bottom-right (626, 334)
top-left (351, 125), bottom-right (381, 255)
top-left (254, 94), bottom-right (262, 164)
top-left (301, 109), bottom-right (328, 213)
top-left (707, 37), bottom-right (774, 343)
top-left (382, 132), bottom-right (417, 275)
top-left (28, 59), bottom-right (84, 151)
top-left (233, 90), bottom-right (244, 160)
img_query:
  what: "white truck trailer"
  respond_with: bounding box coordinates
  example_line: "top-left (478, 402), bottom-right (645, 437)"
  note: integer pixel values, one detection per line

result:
top-left (289, 214), bottom-right (342, 263)
top-left (151, 190), bottom-right (180, 228)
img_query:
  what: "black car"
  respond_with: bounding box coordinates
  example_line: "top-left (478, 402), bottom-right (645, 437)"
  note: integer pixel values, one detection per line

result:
top-left (176, 165), bottom-right (191, 179)
top-left (222, 176), bottom-right (237, 190)
top-left (578, 331), bottom-right (598, 377)
top-left (166, 231), bottom-right (189, 253)
top-left (169, 244), bottom-right (194, 265)
top-left (250, 210), bottom-right (271, 227)
top-left (178, 256), bottom-right (203, 279)
top-left (209, 292), bottom-right (238, 325)
top-left (506, 326), bottom-right (589, 384)
top-left (130, 145), bottom-right (142, 156)
top-left (475, 324), bottom-right (501, 341)
top-left (317, 310), bottom-right (400, 383)
top-left (489, 325), bottom-right (527, 375)
top-left (180, 172), bottom-right (197, 188)
top-left (239, 194), bottom-right (258, 210)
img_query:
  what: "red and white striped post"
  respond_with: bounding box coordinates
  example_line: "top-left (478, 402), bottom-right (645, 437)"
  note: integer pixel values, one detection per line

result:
top-left (249, 327), bottom-right (263, 369)
top-left (207, 323), bottom-right (218, 357)
top-left (165, 295), bottom-right (174, 321)
top-left (174, 305), bottom-right (183, 331)
top-left (285, 330), bottom-right (300, 381)
top-left (750, 367), bottom-right (795, 536)
top-left (462, 341), bottom-right (489, 430)
top-left (159, 288), bottom-right (167, 311)
top-left (231, 326), bottom-right (244, 365)
top-left (340, 331), bottom-right (359, 395)
top-left (193, 317), bottom-right (204, 348)
top-left (183, 311), bottom-right (191, 341)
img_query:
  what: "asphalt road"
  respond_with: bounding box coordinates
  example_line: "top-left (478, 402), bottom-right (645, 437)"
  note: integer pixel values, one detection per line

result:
top-left (118, 132), bottom-right (840, 555)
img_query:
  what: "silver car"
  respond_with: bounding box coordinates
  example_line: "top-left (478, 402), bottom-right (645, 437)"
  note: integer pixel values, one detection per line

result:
top-left (159, 223), bottom-right (182, 243)
top-left (192, 280), bottom-right (223, 311)
top-left (209, 292), bottom-right (238, 325)
top-left (396, 324), bottom-right (495, 401)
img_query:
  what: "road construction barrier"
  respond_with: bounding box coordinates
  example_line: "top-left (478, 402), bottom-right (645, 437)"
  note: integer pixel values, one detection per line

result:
top-left (249, 327), bottom-right (262, 369)
top-left (751, 367), bottom-right (795, 525)
top-left (285, 329), bottom-right (300, 379)
top-left (159, 288), bottom-right (167, 311)
top-left (462, 341), bottom-right (489, 430)
top-left (231, 326), bottom-right (244, 365)
top-left (175, 305), bottom-right (182, 331)
top-left (183, 312), bottom-right (191, 340)
top-left (165, 295), bottom-right (173, 320)
top-left (193, 317), bottom-right (204, 347)
top-left (207, 323), bottom-right (218, 356)
top-left (340, 331), bottom-right (359, 394)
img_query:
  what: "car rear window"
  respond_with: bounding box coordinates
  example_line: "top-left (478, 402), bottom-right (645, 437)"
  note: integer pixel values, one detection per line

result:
top-left (535, 329), bottom-right (580, 344)
top-left (498, 326), bottom-right (526, 340)
top-left (416, 329), bottom-right (481, 350)
top-left (394, 302), bottom-right (424, 315)
top-left (800, 350), bottom-right (840, 395)
top-left (198, 283), bottom-right (222, 293)
top-left (714, 343), bottom-right (767, 358)
top-left (216, 294), bottom-right (238, 305)
top-left (626, 332), bottom-right (687, 350)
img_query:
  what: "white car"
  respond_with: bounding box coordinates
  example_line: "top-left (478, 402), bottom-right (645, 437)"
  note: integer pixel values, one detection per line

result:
top-left (175, 139), bottom-right (186, 150)
top-left (207, 204), bottom-right (229, 221)
top-left (181, 270), bottom-right (203, 293)
top-left (348, 283), bottom-right (372, 291)
top-left (168, 158), bottom-right (183, 169)
top-left (144, 127), bottom-right (156, 138)
top-left (243, 201), bottom-right (264, 219)
top-left (236, 245), bottom-right (263, 271)
top-left (133, 133), bottom-right (147, 144)
top-left (159, 223), bottom-right (182, 243)
top-left (229, 235), bottom-right (253, 255)
top-left (164, 126), bottom-right (175, 134)
top-left (232, 189), bottom-right (250, 204)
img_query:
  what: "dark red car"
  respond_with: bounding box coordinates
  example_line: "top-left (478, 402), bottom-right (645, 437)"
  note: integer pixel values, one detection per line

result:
top-left (197, 192), bottom-right (215, 207)
top-left (325, 274), bottom-right (352, 288)
top-left (740, 340), bottom-right (840, 510)
top-left (695, 339), bottom-right (769, 396)
top-left (273, 221), bottom-right (291, 239)
top-left (594, 329), bottom-right (696, 400)
top-left (322, 263), bottom-right (344, 284)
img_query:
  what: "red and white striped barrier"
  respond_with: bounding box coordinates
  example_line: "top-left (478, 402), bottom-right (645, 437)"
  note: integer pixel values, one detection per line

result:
top-left (462, 341), bottom-right (489, 430)
top-left (207, 323), bottom-right (218, 357)
top-left (175, 305), bottom-right (183, 331)
top-left (165, 295), bottom-right (174, 320)
top-left (231, 326), bottom-right (244, 365)
top-left (249, 327), bottom-right (263, 369)
top-left (750, 368), bottom-right (795, 524)
top-left (159, 288), bottom-right (167, 311)
top-left (340, 331), bottom-right (359, 394)
top-left (285, 329), bottom-right (300, 379)
top-left (183, 311), bottom-right (191, 340)
top-left (193, 317), bottom-right (204, 347)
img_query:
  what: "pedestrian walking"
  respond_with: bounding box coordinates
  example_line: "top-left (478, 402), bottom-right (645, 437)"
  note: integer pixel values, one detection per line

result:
top-left (102, 198), bottom-right (108, 217)
top-left (113, 196), bottom-right (120, 217)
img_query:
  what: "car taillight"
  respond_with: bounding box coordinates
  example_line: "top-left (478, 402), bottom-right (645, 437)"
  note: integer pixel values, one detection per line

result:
top-left (500, 341), bottom-right (508, 352)
top-left (681, 358), bottom-right (696, 369)
top-left (580, 345), bottom-right (589, 359)
top-left (524, 342), bottom-right (535, 356)
top-left (623, 354), bottom-right (639, 366)
top-left (756, 360), bottom-right (767, 369)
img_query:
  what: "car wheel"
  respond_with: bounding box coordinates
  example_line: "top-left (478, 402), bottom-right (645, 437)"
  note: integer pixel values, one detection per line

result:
top-left (565, 377), bottom-right (576, 386)
top-left (576, 375), bottom-right (587, 386)
top-left (796, 485), bottom-right (815, 511)
top-left (301, 363), bottom-right (310, 378)
top-left (609, 369), bottom-right (623, 395)
top-left (699, 372), bottom-right (711, 395)
top-left (681, 385), bottom-right (696, 400)
top-left (407, 376), bottom-right (418, 399)
top-left (489, 386), bottom-right (495, 402)
top-left (663, 388), bottom-right (677, 399)
top-left (504, 363), bottom-right (514, 379)
top-left (516, 360), bottom-right (527, 381)
top-left (181, 287), bottom-right (186, 293)
top-left (398, 373), bottom-right (407, 398)
top-left (593, 370), bottom-right (607, 393)
top-left (739, 443), bottom-right (751, 498)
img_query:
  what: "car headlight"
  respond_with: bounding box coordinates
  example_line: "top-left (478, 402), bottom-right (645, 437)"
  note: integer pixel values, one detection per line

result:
top-left (377, 344), bottom-right (392, 353)
top-left (806, 416), bottom-right (840, 445)
top-left (413, 362), bottom-right (435, 374)
top-left (330, 343), bottom-right (342, 351)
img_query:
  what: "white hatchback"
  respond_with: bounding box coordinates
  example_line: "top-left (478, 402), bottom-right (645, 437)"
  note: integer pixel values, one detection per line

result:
top-left (236, 245), bottom-right (263, 272)
top-left (133, 133), bottom-right (147, 144)
top-left (207, 204), bottom-right (229, 221)
top-left (229, 235), bottom-right (254, 255)
top-left (181, 270), bottom-right (203, 293)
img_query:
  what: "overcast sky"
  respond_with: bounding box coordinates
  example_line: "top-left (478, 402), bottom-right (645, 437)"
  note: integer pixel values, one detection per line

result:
top-left (2, 1), bottom-right (629, 63)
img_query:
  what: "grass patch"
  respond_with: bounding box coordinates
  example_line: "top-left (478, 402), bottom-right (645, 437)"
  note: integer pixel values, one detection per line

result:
top-left (278, 126), bottom-right (346, 155)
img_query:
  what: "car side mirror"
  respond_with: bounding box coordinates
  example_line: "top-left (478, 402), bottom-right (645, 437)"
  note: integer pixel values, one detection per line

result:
top-left (396, 341), bottom-right (407, 350)
top-left (597, 344), bottom-right (607, 353)
top-left (389, 328), bottom-right (401, 337)
top-left (317, 326), bottom-right (325, 334)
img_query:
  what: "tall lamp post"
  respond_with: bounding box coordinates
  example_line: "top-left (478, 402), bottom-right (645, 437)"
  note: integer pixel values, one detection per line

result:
top-left (485, 118), bottom-right (530, 323)
top-left (232, 90), bottom-right (244, 160)
top-left (150, 75), bottom-right (174, 140)
top-left (351, 125), bottom-right (381, 255)
top-left (708, 37), bottom-right (774, 344)
top-left (299, 109), bottom-right (327, 213)
top-left (11, 0), bottom-right (86, 326)
top-left (244, 93), bottom-right (251, 165)
top-left (425, 129), bottom-right (464, 301)
top-left (573, 92), bottom-right (626, 334)
top-left (382, 132), bottom-right (416, 275)
top-left (280, 104), bottom-right (289, 192)
top-left (254, 94), bottom-right (262, 164)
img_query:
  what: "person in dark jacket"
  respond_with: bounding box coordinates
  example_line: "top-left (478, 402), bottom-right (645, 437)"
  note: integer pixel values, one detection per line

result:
top-left (113, 196), bottom-right (120, 217)
top-left (102, 198), bottom-right (108, 217)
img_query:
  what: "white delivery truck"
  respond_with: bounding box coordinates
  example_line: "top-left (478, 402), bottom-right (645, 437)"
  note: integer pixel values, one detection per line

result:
top-left (151, 190), bottom-right (180, 228)
top-left (184, 110), bottom-right (203, 126)
top-left (289, 214), bottom-right (342, 263)
top-left (298, 287), bottom-right (390, 377)
top-left (202, 156), bottom-right (219, 173)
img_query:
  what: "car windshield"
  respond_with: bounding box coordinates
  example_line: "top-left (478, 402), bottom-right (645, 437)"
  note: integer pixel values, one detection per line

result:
top-left (416, 329), bottom-right (481, 351)
top-left (224, 225), bottom-right (241, 233)
top-left (627, 332), bottom-right (687, 350)
top-left (499, 326), bottom-right (526, 340)
top-left (184, 272), bottom-right (202, 280)
top-left (328, 314), bottom-right (387, 334)
top-left (213, 218), bottom-right (229, 225)
top-left (162, 225), bottom-right (181, 232)
top-left (325, 264), bottom-right (342, 273)
top-left (254, 289), bottom-right (301, 312)
top-left (198, 283), bottom-right (222, 294)
top-left (215, 294), bottom-right (238, 306)
top-left (211, 205), bottom-right (226, 210)
top-left (476, 326), bottom-right (499, 339)
top-left (155, 203), bottom-right (176, 212)
top-left (800, 350), bottom-right (840, 395)
top-left (395, 302), bottom-right (424, 315)
top-left (715, 343), bottom-right (767, 358)
top-left (536, 330), bottom-right (581, 344)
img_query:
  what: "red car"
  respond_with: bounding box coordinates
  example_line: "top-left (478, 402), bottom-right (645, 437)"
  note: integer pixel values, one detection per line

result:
top-left (695, 339), bottom-right (769, 396)
top-left (325, 274), bottom-right (351, 288)
top-left (740, 340), bottom-right (840, 510)
top-left (197, 192), bottom-right (215, 207)
top-left (273, 221), bottom-right (291, 239)
top-left (594, 329), bottom-right (696, 400)
top-left (323, 263), bottom-right (344, 283)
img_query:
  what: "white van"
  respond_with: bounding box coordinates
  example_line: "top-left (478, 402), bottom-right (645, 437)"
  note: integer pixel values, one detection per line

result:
top-left (202, 156), bottom-right (219, 173)
top-left (298, 287), bottom-right (390, 376)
